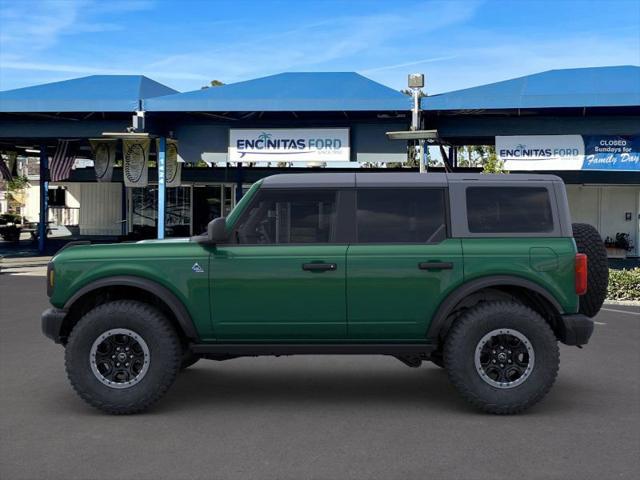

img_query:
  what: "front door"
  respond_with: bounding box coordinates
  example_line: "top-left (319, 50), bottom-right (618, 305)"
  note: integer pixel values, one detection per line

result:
top-left (210, 188), bottom-right (348, 340)
top-left (347, 187), bottom-right (463, 340)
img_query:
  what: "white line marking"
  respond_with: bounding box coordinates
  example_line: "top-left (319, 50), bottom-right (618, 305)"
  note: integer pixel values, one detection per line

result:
top-left (600, 308), bottom-right (640, 316)
top-left (594, 321), bottom-right (607, 325)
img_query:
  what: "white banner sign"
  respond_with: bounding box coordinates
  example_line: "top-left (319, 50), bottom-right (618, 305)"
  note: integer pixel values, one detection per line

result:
top-left (229, 128), bottom-right (350, 162)
top-left (496, 135), bottom-right (585, 170)
top-left (90, 139), bottom-right (116, 182)
top-left (123, 138), bottom-right (150, 187)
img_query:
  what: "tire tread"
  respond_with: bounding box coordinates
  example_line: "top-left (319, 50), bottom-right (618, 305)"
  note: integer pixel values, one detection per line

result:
top-left (444, 301), bottom-right (559, 415)
top-left (65, 300), bottom-right (181, 415)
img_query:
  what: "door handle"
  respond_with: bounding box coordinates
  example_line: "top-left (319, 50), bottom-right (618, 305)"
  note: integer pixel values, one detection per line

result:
top-left (302, 263), bottom-right (337, 272)
top-left (418, 262), bottom-right (453, 270)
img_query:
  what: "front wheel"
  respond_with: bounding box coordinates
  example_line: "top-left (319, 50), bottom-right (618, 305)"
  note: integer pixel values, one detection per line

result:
top-left (65, 300), bottom-right (182, 414)
top-left (444, 301), bottom-right (559, 414)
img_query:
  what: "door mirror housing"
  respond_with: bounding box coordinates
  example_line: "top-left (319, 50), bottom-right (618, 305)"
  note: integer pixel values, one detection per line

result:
top-left (207, 217), bottom-right (228, 243)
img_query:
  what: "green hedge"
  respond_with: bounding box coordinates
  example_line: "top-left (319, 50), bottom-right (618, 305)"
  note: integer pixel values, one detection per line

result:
top-left (607, 268), bottom-right (640, 301)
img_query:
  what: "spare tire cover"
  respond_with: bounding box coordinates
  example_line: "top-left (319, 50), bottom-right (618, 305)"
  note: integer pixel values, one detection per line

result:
top-left (572, 223), bottom-right (609, 317)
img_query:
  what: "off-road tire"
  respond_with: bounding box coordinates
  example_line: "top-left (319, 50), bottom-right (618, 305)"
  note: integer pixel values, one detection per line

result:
top-left (572, 223), bottom-right (608, 317)
top-left (444, 301), bottom-right (559, 414)
top-left (180, 351), bottom-right (200, 370)
top-left (65, 300), bottom-right (182, 414)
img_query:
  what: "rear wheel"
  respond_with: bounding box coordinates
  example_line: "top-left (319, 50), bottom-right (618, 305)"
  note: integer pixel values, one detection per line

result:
top-left (65, 300), bottom-right (182, 414)
top-left (572, 223), bottom-right (608, 317)
top-left (444, 301), bottom-right (559, 414)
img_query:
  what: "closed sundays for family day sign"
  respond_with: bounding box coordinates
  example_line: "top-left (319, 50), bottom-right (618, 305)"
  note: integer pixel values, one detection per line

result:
top-left (497, 135), bottom-right (640, 171)
top-left (229, 128), bottom-right (350, 162)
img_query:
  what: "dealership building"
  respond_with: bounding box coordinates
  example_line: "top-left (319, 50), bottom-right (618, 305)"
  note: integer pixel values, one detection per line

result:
top-left (0, 66), bottom-right (638, 256)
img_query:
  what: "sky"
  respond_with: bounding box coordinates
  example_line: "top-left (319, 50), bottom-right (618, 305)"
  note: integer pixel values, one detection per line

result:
top-left (0, 0), bottom-right (639, 94)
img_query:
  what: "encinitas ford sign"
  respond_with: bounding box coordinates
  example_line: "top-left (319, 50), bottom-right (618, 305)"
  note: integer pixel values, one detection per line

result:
top-left (229, 128), bottom-right (350, 162)
top-left (497, 135), bottom-right (640, 171)
top-left (497, 135), bottom-right (584, 170)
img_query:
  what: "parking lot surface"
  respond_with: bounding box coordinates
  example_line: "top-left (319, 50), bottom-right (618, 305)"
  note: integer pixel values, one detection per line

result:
top-left (1, 274), bottom-right (639, 480)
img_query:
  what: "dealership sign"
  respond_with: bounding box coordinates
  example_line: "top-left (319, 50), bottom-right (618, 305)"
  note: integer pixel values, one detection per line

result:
top-left (582, 136), bottom-right (640, 171)
top-left (229, 128), bottom-right (350, 162)
top-left (497, 135), bottom-right (640, 171)
top-left (496, 135), bottom-right (584, 170)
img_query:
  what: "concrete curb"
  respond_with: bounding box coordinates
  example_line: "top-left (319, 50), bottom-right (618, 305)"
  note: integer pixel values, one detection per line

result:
top-left (0, 256), bottom-right (51, 273)
top-left (604, 299), bottom-right (640, 307)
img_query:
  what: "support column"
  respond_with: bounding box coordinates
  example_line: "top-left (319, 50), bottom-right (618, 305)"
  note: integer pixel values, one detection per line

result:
top-left (38, 145), bottom-right (48, 254)
top-left (235, 162), bottom-right (244, 204)
top-left (157, 137), bottom-right (166, 240)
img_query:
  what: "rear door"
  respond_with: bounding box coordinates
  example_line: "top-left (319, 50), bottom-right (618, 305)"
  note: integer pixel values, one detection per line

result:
top-left (346, 187), bottom-right (463, 340)
top-left (210, 188), bottom-right (349, 340)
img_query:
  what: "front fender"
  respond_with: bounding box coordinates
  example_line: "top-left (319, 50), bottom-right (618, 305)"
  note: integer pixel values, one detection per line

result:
top-left (63, 275), bottom-right (199, 340)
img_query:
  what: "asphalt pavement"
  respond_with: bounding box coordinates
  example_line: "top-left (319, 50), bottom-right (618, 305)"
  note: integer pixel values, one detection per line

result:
top-left (1, 273), bottom-right (638, 480)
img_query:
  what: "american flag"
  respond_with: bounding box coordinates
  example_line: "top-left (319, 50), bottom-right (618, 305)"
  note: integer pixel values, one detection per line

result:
top-left (49, 140), bottom-right (79, 182)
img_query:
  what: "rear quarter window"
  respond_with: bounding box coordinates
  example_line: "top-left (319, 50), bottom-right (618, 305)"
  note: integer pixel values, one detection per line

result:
top-left (466, 187), bottom-right (554, 233)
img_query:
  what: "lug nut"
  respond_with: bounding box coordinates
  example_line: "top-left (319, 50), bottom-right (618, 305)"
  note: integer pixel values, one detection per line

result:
top-left (111, 355), bottom-right (115, 359)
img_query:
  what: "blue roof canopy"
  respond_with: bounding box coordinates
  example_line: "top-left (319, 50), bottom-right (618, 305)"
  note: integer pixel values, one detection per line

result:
top-left (422, 66), bottom-right (640, 111)
top-left (145, 72), bottom-right (411, 112)
top-left (0, 75), bottom-right (178, 113)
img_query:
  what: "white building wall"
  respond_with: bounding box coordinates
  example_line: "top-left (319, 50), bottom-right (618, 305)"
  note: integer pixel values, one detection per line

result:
top-left (22, 181), bottom-right (40, 222)
top-left (78, 182), bottom-right (122, 235)
top-left (566, 185), bottom-right (640, 257)
top-left (14, 181), bottom-right (121, 235)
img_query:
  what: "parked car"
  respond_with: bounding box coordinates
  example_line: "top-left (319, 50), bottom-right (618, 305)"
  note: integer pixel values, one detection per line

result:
top-left (42, 173), bottom-right (608, 414)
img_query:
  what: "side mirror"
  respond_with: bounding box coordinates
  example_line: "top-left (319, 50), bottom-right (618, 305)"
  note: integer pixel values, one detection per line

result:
top-left (207, 217), bottom-right (227, 243)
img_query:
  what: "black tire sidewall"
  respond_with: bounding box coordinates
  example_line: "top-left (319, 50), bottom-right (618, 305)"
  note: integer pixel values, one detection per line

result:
top-left (65, 301), bottom-right (181, 412)
top-left (444, 302), bottom-right (559, 412)
top-left (572, 223), bottom-right (609, 317)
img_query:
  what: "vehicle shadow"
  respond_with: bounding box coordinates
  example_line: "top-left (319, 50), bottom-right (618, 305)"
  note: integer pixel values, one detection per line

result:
top-left (155, 359), bottom-right (475, 414)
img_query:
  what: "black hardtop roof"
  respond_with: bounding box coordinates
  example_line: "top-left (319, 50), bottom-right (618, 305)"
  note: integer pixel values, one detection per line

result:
top-left (261, 172), bottom-right (563, 188)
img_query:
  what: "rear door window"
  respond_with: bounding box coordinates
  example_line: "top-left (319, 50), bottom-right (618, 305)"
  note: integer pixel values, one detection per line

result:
top-left (466, 187), bottom-right (553, 233)
top-left (356, 188), bottom-right (447, 243)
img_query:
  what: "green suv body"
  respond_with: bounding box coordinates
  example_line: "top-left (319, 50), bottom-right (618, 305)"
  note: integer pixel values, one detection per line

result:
top-left (42, 173), bottom-right (605, 414)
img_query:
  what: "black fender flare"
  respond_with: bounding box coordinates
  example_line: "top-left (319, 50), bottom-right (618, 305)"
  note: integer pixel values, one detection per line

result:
top-left (64, 275), bottom-right (199, 340)
top-left (426, 275), bottom-right (564, 341)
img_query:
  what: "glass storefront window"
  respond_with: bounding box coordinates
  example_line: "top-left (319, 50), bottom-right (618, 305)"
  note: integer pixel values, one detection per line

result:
top-left (130, 186), bottom-right (191, 239)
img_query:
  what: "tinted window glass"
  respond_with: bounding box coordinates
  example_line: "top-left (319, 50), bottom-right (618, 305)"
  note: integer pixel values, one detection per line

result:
top-left (235, 189), bottom-right (337, 244)
top-left (466, 187), bottom-right (553, 233)
top-left (357, 188), bottom-right (446, 243)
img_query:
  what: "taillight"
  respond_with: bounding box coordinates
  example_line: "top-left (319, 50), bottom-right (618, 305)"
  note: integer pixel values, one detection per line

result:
top-left (575, 253), bottom-right (587, 295)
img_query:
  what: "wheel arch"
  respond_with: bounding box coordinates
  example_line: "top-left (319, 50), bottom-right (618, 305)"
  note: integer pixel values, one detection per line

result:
top-left (427, 276), bottom-right (564, 342)
top-left (61, 276), bottom-right (199, 343)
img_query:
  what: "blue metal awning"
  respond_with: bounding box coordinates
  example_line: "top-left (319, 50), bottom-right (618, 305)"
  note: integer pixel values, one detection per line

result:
top-left (0, 75), bottom-right (178, 113)
top-left (145, 72), bottom-right (411, 112)
top-left (422, 66), bottom-right (640, 111)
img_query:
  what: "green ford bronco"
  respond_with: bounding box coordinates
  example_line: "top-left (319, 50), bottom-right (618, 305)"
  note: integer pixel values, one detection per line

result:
top-left (42, 173), bottom-right (608, 414)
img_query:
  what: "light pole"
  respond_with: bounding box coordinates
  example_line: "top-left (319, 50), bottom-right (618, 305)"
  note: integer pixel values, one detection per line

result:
top-left (408, 73), bottom-right (425, 172)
